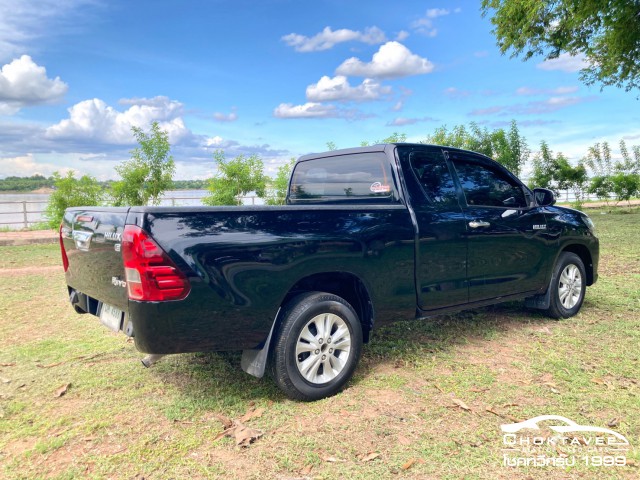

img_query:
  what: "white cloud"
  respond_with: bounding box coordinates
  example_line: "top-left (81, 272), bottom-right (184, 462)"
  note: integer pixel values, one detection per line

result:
top-left (469, 95), bottom-right (594, 116)
top-left (537, 53), bottom-right (589, 73)
top-left (273, 102), bottom-right (337, 119)
top-left (444, 87), bottom-right (470, 99)
top-left (411, 8), bottom-right (458, 37)
top-left (426, 8), bottom-right (450, 18)
top-left (306, 76), bottom-right (391, 103)
top-left (386, 116), bottom-right (437, 126)
top-left (272, 102), bottom-right (371, 121)
top-left (205, 135), bottom-right (224, 146)
top-left (0, 55), bottom-right (67, 115)
top-left (213, 107), bottom-right (238, 122)
top-left (336, 41), bottom-right (434, 79)
top-left (0, 0), bottom-right (95, 60)
top-left (516, 86), bottom-right (579, 96)
top-left (469, 106), bottom-right (507, 116)
top-left (45, 96), bottom-right (190, 144)
top-left (0, 154), bottom-right (60, 177)
top-left (395, 30), bottom-right (410, 41)
top-left (282, 26), bottom-right (386, 52)
top-left (526, 96), bottom-right (586, 112)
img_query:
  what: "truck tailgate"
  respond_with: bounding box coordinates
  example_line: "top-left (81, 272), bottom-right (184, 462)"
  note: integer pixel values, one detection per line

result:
top-left (61, 207), bottom-right (130, 312)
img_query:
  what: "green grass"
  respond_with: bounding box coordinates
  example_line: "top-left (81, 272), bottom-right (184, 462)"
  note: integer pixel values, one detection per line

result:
top-left (0, 210), bottom-right (638, 479)
top-left (0, 243), bottom-right (61, 269)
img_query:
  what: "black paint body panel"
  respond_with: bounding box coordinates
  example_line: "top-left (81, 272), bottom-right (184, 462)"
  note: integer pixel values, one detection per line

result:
top-left (62, 144), bottom-right (599, 355)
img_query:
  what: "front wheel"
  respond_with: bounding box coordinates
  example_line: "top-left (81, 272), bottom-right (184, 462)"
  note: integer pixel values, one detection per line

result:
top-left (270, 292), bottom-right (363, 401)
top-left (544, 252), bottom-right (587, 319)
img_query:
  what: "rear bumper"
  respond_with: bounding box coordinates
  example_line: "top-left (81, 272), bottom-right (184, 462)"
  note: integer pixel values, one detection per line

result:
top-left (67, 286), bottom-right (270, 354)
top-left (68, 288), bottom-right (134, 337)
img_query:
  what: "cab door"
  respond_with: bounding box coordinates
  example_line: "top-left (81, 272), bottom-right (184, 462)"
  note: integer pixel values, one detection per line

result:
top-left (447, 152), bottom-right (551, 302)
top-left (397, 146), bottom-right (468, 311)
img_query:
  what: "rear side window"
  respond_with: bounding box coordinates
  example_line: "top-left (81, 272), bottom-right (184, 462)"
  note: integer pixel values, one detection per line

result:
top-left (289, 153), bottom-right (394, 203)
top-left (452, 159), bottom-right (527, 208)
top-left (409, 151), bottom-right (458, 206)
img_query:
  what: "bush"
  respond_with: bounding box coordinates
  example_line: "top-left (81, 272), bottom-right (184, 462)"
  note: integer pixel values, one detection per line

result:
top-left (110, 122), bottom-right (175, 206)
top-left (44, 172), bottom-right (104, 228)
top-left (264, 158), bottom-right (296, 206)
top-left (203, 151), bottom-right (267, 206)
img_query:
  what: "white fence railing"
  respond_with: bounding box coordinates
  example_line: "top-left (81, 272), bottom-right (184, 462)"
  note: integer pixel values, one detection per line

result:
top-left (0, 195), bottom-right (260, 230)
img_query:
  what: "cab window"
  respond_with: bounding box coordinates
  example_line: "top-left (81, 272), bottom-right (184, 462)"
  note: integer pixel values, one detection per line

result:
top-left (408, 151), bottom-right (458, 206)
top-left (451, 159), bottom-right (527, 208)
top-left (289, 153), bottom-right (394, 203)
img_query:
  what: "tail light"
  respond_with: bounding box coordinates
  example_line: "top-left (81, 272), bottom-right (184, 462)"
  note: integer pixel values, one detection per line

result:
top-left (121, 225), bottom-right (191, 301)
top-left (59, 223), bottom-right (69, 272)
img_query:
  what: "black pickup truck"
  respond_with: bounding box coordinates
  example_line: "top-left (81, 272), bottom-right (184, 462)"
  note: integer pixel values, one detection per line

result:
top-left (60, 143), bottom-right (599, 400)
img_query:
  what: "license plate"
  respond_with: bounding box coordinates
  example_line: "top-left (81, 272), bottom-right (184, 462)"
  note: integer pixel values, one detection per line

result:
top-left (99, 303), bottom-right (123, 332)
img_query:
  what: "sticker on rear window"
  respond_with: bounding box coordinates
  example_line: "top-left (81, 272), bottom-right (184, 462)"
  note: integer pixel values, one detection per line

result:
top-left (370, 182), bottom-right (391, 194)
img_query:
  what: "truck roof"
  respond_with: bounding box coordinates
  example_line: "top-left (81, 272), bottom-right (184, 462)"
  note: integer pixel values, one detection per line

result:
top-left (297, 143), bottom-right (491, 163)
top-left (298, 144), bottom-right (389, 162)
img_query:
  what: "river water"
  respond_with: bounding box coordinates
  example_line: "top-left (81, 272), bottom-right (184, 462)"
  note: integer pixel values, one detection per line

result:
top-left (0, 190), bottom-right (262, 229)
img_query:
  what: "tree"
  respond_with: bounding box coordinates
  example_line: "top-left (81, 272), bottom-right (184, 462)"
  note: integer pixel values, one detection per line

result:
top-left (530, 141), bottom-right (589, 208)
top-left (505, 119), bottom-right (530, 176)
top-left (110, 122), bottom-right (175, 206)
top-left (264, 158), bottom-right (296, 206)
top-left (203, 151), bottom-right (267, 206)
top-left (481, 0), bottom-right (640, 91)
top-left (44, 171), bottom-right (104, 228)
top-left (554, 155), bottom-right (589, 209)
top-left (529, 141), bottom-right (559, 192)
top-left (611, 140), bottom-right (640, 205)
top-left (378, 132), bottom-right (407, 143)
top-left (583, 142), bottom-right (614, 204)
top-left (424, 121), bottom-right (529, 175)
top-left (0, 175), bottom-right (54, 192)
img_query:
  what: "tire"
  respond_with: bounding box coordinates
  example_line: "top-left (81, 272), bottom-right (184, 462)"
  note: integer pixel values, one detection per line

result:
top-left (544, 252), bottom-right (587, 319)
top-left (270, 291), bottom-right (363, 401)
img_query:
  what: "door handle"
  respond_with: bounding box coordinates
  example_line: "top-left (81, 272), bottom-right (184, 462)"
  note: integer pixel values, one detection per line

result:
top-left (468, 220), bottom-right (490, 228)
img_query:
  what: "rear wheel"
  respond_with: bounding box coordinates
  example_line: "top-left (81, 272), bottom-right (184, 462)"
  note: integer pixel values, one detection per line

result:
top-left (544, 252), bottom-right (586, 319)
top-left (270, 292), bottom-right (362, 401)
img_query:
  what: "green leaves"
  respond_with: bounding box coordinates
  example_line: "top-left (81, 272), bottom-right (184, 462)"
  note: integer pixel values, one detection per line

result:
top-left (264, 158), bottom-right (296, 206)
top-left (42, 122), bottom-right (176, 226)
top-left (425, 120), bottom-right (529, 175)
top-left (583, 140), bottom-right (640, 205)
top-left (530, 142), bottom-right (589, 208)
top-left (203, 151), bottom-right (268, 206)
top-left (43, 171), bottom-right (104, 228)
top-left (481, 0), bottom-right (640, 91)
top-left (110, 121), bottom-right (175, 206)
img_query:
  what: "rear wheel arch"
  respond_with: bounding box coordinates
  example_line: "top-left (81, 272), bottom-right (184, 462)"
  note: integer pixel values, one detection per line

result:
top-left (240, 272), bottom-right (373, 380)
top-left (278, 272), bottom-right (374, 343)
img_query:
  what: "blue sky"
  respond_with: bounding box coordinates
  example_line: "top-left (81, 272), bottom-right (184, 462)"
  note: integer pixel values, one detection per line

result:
top-left (0, 0), bottom-right (638, 181)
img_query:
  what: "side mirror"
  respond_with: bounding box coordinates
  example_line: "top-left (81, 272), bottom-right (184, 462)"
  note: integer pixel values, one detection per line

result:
top-left (533, 188), bottom-right (556, 206)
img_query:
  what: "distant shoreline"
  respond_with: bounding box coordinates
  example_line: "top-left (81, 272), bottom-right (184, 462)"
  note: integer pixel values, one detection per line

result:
top-left (0, 188), bottom-right (54, 195)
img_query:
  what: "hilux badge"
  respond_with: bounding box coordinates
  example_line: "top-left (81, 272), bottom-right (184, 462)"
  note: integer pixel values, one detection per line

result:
top-left (105, 232), bottom-right (122, 242)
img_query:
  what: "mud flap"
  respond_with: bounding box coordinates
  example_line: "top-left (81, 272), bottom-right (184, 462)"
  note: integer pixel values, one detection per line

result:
top-left (241, 309), bottom-right (280, 378)
top-left (524, 273), bottom-right (555, 310)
